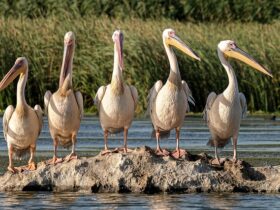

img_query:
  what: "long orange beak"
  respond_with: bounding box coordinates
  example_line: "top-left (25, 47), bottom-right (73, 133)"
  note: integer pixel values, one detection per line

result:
top-left (59, 32), bottom-right (75, 87)
top-left (165, 35), bottom-right (201, 61)
top-left (224, 47), bottom-right (272, 77)
top-left (0, 61), bottom-right (24, 91)
top-left (116, 31), bottom-right (124, 70)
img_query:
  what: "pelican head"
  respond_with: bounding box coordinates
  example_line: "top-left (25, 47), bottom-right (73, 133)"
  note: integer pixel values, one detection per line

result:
top-left (163, 28), bottom-right (201, 61)
top-left (0, 57), bottom-right (28, 91)
top-left (218, 40), bottom-right (272, 77)
top-left (112, 30), bottom-right (124, 70)
top-left (59, 31), bottom-right (75, 87)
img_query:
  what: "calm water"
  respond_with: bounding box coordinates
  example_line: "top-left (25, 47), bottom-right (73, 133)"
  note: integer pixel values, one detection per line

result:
top-left (0, 115), bottom-right (280, 208)
top-left (1, 192), bottom-right (280, 209)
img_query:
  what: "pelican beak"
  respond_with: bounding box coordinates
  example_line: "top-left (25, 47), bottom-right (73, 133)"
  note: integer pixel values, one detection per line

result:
top-left (224, 47), bottom-right (272, 77)
top-left (59, 32), bottom-right (75, 87)
top-left (0, 61), bottom-right (24, 91)
top-left (166, 35), bottom-right (201, 61)
top-left (116, 32), bottom-right (124, 70)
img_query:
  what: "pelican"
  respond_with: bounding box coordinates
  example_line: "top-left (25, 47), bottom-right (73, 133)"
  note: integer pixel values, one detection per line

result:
top-left (203, 40), bottom-right (272, 164)
top-left (44, 31), bottom-right (83, 164)
top-left (95, 30), bottom-right (138, 154)
top-left (147, 28), bottom-right (200, 159)
top-left (0, 57), bottom-right (43, 173)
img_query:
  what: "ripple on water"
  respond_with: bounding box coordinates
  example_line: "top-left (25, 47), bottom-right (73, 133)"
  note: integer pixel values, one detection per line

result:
top-left (1, 192), bottom-right (280, 209)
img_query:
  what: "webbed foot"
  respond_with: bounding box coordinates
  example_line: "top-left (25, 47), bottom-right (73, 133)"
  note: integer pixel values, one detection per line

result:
top-left (155, 148), bottom-right (170, 156)
top-left (171, 149), bottom-right (186, 159)
top-left (46, 157), bottom-right (63, 165)
top-left (64, 153), bottom-right (78, 162)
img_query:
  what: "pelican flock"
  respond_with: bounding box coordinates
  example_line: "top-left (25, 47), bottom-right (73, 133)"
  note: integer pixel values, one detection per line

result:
top-left (203, 40), bottom-right (272, 165)
top-left (95, 30), bottom-right (138, 154)
top-left (147, 28), bottom-right (200, 159)
top-left (0, 57), bottom-right (43, 173)
top-left (0, 29), bottom-right (273, 173)
top-left (44, 31), bottom-right (83, 164)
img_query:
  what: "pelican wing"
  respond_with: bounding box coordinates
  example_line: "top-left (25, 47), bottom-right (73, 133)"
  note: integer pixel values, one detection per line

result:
top-left (44, 90), bottom-right (52, 115)
top-left (239, 92), bottom-right (247, 119)
top-left (182, 80), bottom-right (195, 110)
top-left (3, 105), bottom-right (14, 141)
top-left (146, 80), bottom-right (163, 116)
top-left (34, 105), bottom-right (43, 136)
top-left (75, 91), bottom-right (84, 119)
top-left (129, 85), bottom-right (138, 110)
top-left (203, 92), bottom-right (217, 122)
top-left (94, 86), bottom-right (107, 111)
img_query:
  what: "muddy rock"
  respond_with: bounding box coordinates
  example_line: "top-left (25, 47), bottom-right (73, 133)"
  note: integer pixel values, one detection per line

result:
top-left (0, 146), bottom-right (280, 193)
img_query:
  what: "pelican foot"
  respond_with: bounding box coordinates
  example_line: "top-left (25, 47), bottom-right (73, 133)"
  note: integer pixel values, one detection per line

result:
top-left (101, 149), bottom-right (112, 155)
top-left (210, 158), bottom-right (226, 166)
top-left (46, 157), bottom-right (63, 165)
top-left (171, 149), bottom-right (186, 159)
top-left (64, 153), bottom-right (78, 162)
top-left (112, 147), bottom-right (133, 154)
top-left (231, 157), bottom-right (237, 163)
top-left (19, 162), bottom-right (37, 172)
top-left (7, 166), bottom-right (19, 173)
top-left (26, 162), bottom-right (37, 171)
top-left (155, 148), bottom-right (170, 156)
top-left (230, 158), bottom-right (242, 164)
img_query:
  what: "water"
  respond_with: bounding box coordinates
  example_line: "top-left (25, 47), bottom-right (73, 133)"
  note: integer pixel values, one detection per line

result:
top-left (0, 115), bottom-right (280, 208)
top-left (1, 192), bottom-right (280, 209)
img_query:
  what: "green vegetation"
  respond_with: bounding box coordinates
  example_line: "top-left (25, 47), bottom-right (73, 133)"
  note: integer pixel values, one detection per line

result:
top-left (0, 16), bottom-right (278, 114)
top-left (0, 0), bottom-right (279, 23)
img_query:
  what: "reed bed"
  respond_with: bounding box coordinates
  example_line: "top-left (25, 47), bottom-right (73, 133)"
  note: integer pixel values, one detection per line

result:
top-left (0, 0), bottom-right (278, 23)
top-left (0, 17), bottom-right (279, 114)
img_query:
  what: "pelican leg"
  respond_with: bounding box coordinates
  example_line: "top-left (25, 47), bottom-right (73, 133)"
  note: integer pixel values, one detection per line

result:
top-left (47, 136), bottom-right (63, 165)
top-left (123, 127), bottom-right (128, 153)
top-left (25, 144), bottom-right (36, 171)
top-left (64, 134), bottom-right (78, 162)
top-left (215, 146), bottom-right (219, 160)
top-left (211, 146), bottom-right (221, 165)
top-left (171, 128), bottom-right (186, 159)
top-left (232, 136), bottom-right (238, 163)
top-left (101, 129), bottom-right (111, 155)
top-left (155, 130), bottom-right (169, 156)
top-left (113, 127), bottom-right (133, 153)
top-left (7, 144), bottom-right (17, 173)
top-left (211, 143), bottom-right (226, 165)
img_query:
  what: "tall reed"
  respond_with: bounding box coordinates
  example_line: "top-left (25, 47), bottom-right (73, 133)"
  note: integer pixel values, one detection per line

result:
top-left (0, 0), bottom-right (278, 23)
top-left (0, 17), bottom-right (279, 114)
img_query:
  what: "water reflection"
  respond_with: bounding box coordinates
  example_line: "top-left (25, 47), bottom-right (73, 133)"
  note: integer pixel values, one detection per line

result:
top-left (205, 193), bottom-right (238, 210)
top-left (43, 192), bottom-right (78, 208)
top-left (2, 192), bottom-right (36, 208)
top-left (1, 192), bottom-right (280, 209)
top-left (148, 194), bottom-right (183, 210)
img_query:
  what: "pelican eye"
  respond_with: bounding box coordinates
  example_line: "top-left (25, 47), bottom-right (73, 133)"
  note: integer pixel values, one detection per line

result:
top-left (65, 38), bottom-right (73, 45)
top-left (229, 43), bottom-right (236, 49)
top-left (168, 31), bottom-right (175, 37)
top-left (15, 60), bottom-right (24, 68)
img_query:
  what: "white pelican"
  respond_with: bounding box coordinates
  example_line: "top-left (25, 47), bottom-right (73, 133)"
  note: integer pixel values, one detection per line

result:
top-left (44, 32), bottom-right (83, 164)
top-left (95, 30), bottom-right (138, 154)
top-left (203, 40), bottom-right (272, 164)
top-left (0, 57), bottom-right (43, 173)
top-left (147, 28), bottom-right (200, 159)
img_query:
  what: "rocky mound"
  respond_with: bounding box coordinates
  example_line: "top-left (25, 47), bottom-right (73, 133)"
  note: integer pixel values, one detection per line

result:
top-left (0, 146), bottom-right (280, 193)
